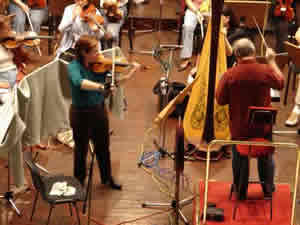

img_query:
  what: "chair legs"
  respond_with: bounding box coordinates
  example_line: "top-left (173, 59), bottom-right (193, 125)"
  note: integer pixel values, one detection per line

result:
top-left (69, 203), bottom-right (73, 216)
top-left (30, 191), bottom-right (39, 221)
top-left (46, 205), bottom-right (54, 225)
top-left (73, 202), bottom-right (81, 225)
top-left (230, 183), bottom-right (273, 220)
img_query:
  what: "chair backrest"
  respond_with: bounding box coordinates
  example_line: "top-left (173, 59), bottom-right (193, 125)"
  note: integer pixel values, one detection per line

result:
top-left (23, 152), bottom-right (45, 192)
top-left (237, 106), bottom-right (277, 157)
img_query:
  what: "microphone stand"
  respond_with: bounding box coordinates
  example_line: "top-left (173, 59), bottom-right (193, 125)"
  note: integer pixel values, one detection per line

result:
top-left (154, 46), bottom-right (177, 158)
top-left (142, 118), bottom-right (194, 225)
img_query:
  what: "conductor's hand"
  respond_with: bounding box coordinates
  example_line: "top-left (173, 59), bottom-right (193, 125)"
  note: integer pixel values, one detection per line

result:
top-left (266, 48), bottom-right (276, 62)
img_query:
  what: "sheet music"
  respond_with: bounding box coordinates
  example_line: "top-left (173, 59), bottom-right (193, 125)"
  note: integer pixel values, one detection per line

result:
top-left (0, 92), bottom-right (15, 144)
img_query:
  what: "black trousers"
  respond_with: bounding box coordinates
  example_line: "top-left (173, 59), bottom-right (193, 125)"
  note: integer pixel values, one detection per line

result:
top-left (232, 145), bottom-right (275, 197)
top-left (70, 103), bottom-right (112, 185)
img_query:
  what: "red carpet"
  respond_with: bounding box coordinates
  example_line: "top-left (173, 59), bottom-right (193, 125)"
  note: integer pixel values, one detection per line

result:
top-left (194, 181), bottom-right (292, 225)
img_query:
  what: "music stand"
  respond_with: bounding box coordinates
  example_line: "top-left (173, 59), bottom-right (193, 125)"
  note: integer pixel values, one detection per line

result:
top-left (283, 41), bottom-right (300, 105)
top-left (224, 0), bottom-right (271, 54)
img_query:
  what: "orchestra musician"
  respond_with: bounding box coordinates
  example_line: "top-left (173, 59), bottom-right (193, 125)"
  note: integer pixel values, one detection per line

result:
top-left (216, 38), bottom-right (284, 199)
top-left (178, 0), bottom-right (210, 72)
top-left (55, 0), bottom-right (110, 59)
top-left (285, 27), bottom-right (300, 126)
top-left (8, 0), bottom-right (48, 34)
top-left (68, 35), bottom-right (140, 189)
top-left (0, 14), bottom-right (35, 91)
top-left (99, 0), bottom-right (128, 49)
top-left (269, 0), bottom-right (295, 102)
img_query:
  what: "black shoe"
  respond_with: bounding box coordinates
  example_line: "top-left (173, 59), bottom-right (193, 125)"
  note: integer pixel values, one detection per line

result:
top-left (108, 178), bottom-right (122, 190)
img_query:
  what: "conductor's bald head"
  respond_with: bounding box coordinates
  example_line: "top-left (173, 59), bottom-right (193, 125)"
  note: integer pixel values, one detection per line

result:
top-left (233, 38), bottom-right (256, 59)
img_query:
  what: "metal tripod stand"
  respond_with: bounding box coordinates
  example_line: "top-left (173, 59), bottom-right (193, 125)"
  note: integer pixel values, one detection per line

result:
top-left (82, 142), bottom-right (96, 225)
top-left (142, 120), bottom-right (194, 225)
top-left (0, 151), bottom-right (22, 217)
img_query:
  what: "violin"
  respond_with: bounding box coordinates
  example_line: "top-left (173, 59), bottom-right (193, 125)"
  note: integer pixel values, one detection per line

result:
top-left (80, 3), bottom-right (105, 32)
top-left (103, 1), bottom-right (123, 23)
top-left (1, 33), bottom-right (53, 49)
top-left (27, 0), bottom-right (47, 8)
top-left (274, 0), bottom-right (294, 22)
top-left (91, 53), bottom-right (131, 73)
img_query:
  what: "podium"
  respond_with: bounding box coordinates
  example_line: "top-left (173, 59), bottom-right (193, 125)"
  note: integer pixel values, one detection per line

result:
top-left (284, 41), bottom-right (300, 105)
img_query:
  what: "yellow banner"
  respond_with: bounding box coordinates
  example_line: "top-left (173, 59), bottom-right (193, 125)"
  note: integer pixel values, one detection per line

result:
top-left (183, 19), bottom-right (231, 146)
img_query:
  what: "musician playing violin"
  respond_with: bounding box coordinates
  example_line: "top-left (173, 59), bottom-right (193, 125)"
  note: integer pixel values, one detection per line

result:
top-left (0, 14), bottom-right (35, 91)
top-left (56, 0), bottom-right (111, 59)
top-left (99, 0), bottom-right (128, 49)
top-left (8, 0), bottom-right (48, 34)
top-left (68, 35), bottom-right (140, 189)
top-left (178, 0), bottom-right (210, 72)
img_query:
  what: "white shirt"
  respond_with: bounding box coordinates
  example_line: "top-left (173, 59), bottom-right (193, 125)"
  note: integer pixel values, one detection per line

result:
top-left (56, 4), bottom-right (105, 57)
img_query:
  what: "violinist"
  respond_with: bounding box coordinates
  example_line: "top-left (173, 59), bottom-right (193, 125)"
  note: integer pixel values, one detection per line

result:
top-left (68, 35), bottom-right (140, 189)
top-left (99, 0), bottom-right (128, 49)
top-left (178, 0), bottom-right (210, 72)
top-left (8, 0), bottom-right (48, 34)
top-left (0, 14), bottom-right (33, 91)
top-left (285, 27), bottom-right (300, 126)
top-left (56, 0), bottom-right (109, 59)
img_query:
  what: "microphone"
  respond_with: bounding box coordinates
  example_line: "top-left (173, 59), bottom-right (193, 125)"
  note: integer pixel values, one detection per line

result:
top-left (175, 123), bottom-right (185, 173)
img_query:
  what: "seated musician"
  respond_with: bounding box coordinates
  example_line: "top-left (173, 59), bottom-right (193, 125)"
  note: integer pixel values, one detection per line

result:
top-left (9, 0), bottom-right (48, 34)
top-left (285, 27), bottom-right (300, 126)
top-left (56, 0), bottom-right (109, 59)
top-left (68, 35), bottom-right (140, 188)
top-left (216, 38), bottom-right (284, 199)
top-left (178, 0), bottom-right (210, 72)
top-left (0, 14), bottom-right (34, 91)
top-left (99, 0), bottom-right (128, 49)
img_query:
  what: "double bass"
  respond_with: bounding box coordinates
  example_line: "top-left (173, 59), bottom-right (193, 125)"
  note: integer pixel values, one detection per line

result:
top-left (273, 0), bottom-right (294, 22)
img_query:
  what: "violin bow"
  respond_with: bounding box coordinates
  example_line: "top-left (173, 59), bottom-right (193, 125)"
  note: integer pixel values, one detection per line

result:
top-left (111, 47), bottom-right (116, 87)
top-left (25, 11), bottom-right (42, 56)
top-left (253, 16), bottom-right (269, 49)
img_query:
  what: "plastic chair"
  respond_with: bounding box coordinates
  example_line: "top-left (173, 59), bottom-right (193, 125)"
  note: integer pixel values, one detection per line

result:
top-left (229, 106), bottom-right (277, 220)
top-left (23, 151), bottom-right (85, 225)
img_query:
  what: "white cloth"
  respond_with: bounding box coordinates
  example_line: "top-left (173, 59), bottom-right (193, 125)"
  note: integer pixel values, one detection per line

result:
top-left (49, 182), bottom-right (76, 196)
top-left (17, 59), bottom-right (71, 146)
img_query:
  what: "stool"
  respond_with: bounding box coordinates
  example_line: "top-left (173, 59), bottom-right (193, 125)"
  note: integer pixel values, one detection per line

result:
top-left (229, 106), bottom-right (277, 220)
